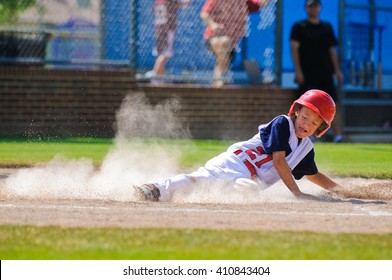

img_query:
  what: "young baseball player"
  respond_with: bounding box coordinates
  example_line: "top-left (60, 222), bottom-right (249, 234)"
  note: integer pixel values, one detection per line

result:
top-left (134, 89), bottom-right (341, 202)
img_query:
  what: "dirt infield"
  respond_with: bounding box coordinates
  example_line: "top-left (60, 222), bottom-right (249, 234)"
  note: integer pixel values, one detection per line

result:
top-left (1, 168), bottom-right (392, 234)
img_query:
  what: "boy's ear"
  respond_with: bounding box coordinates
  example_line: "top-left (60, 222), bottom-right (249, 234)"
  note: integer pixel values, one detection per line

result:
top-left (315, 122), bottom-right (328, 138)
top-left (290, 104), bottom-right (302, 121)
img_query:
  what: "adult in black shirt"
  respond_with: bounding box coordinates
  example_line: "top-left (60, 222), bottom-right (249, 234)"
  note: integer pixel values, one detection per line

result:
top-left (290, 0), bottom-right (344, 143)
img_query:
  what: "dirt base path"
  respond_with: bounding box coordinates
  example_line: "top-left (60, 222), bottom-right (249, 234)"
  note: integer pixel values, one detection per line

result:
top-left (1, 168), bottom-right (392, 233)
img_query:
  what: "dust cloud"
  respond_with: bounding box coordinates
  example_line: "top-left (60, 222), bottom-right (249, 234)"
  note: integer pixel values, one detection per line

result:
top-left (114, 93), bottom-right (189, 140)
top-left (2, 92), bottom-right (188, 202)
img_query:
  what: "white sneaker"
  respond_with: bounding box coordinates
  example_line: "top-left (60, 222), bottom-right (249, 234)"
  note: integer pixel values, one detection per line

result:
top-left (144, 71), bottom-right (157, 78)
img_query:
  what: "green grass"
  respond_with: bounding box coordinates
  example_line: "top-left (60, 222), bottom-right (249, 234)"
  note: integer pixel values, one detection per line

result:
top-left (314, 143), bottom-right (392, 178)
top-left (0, 138), bottom-right (391, 260)
top-left (1, 225), bottom-right (391, 260)
top-left (1, 138), bottom-right (392, 178)
top-left (0, 138), bottom-right (113, 167)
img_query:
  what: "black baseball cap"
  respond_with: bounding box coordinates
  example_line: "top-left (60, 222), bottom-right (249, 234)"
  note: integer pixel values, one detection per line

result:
top-left (305, 0), bottom-right (321, 6)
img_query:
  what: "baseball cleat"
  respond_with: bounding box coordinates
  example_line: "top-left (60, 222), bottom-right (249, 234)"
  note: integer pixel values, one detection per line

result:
top-left (133, 184), bottom-right (160, 202)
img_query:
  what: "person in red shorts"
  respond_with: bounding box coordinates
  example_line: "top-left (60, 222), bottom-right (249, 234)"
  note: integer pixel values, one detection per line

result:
top-left (200, 0), bottom-right (271, 86)
top-left (146, 0), bottom-right (192, 78)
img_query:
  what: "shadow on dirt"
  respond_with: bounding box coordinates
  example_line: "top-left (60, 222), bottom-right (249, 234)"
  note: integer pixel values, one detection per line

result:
top-left (321, 195), bottom-right (387, 205)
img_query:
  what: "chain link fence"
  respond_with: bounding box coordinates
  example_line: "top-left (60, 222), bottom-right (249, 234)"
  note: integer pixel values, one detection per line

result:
top-left (0, 0), bottom-right (278, 84)
top-left (2, 0), bottom-right (392, 88)
top-left (134, 0), bottom-right (277, 84)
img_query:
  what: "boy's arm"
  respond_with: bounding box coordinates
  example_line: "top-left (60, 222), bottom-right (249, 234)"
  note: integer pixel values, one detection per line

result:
top-left (273, 151), bottom-right (318, 200)
top-left (306, 172), bottom-right (340, 191)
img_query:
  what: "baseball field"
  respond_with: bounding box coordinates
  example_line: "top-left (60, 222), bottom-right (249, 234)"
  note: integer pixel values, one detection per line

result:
top-left (0, 138), bottom-right (391, 260)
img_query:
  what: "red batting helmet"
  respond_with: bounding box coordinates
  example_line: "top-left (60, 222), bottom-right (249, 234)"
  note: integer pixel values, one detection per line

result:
top-left (288, 89), bottom-right (336, 137)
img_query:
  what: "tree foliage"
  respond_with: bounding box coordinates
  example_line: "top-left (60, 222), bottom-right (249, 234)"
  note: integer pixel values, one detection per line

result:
top-left (0, 0), bottom-right (36, 22)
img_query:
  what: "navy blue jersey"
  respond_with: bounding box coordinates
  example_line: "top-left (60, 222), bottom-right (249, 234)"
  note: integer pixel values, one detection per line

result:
top-left (259, 115), bottom-right (318, 179)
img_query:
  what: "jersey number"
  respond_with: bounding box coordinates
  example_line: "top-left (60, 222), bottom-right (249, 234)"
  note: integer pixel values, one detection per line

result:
top-left (245, 146), bottom-right (273, 168)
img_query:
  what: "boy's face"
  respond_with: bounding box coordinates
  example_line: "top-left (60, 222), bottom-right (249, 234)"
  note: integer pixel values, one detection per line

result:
top-left (294, 106), bottom-right (324, 138)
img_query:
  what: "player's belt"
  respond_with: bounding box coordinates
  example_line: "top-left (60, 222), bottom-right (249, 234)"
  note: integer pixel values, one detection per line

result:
top-left (233, 150), bottom-right (257, 178)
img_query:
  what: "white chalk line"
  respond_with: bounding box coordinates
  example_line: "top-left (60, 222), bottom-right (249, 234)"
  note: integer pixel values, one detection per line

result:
top-left (0, 203), bottom-right (111, 211)
top-left (354, 205), bottom-right (392, 217)
top-left (1, 202), bottom-right (391, 217)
